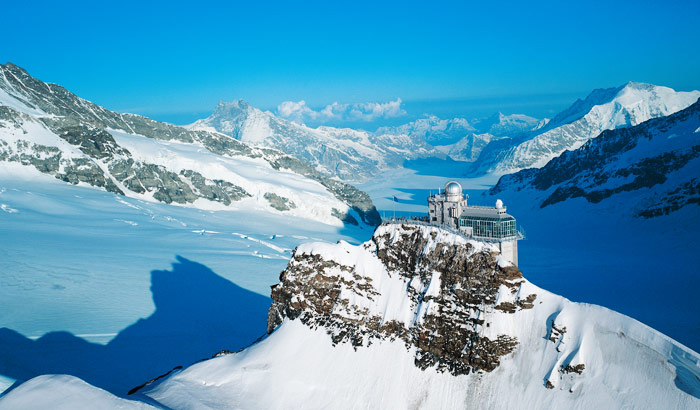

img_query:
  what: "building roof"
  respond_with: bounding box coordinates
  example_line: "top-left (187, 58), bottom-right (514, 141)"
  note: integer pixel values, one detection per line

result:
top-left (460, 206), bottom-right (514, 219)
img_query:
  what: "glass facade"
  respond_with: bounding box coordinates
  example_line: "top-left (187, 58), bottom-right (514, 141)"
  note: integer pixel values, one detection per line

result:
top-left (459, 215), bottom-right (517, 239)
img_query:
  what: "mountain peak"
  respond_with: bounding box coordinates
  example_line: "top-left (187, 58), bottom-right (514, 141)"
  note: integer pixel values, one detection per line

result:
top-left (1, 62), bottom-right (26, 73)
top-left (215, 99), bottom-right (250, 110)
top-left (210, 99), bottom-right (255, 118)
top-left (621, 81), bottom-right (657, 91)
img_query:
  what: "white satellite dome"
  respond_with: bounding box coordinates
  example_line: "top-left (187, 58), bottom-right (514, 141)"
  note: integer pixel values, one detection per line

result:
top-left (444, 181), bottom-right (462, 195)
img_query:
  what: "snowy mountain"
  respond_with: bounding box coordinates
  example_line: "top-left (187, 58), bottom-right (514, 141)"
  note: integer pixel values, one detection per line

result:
top-left (491, 99), bottom-right (700, 217)
top-left (376, 115), bottom-right (476, 145)
top-left (471, 112), bottom-right (547, 137)
top-left (3, 224), bottom-right (699, 408)
top-left (0, 375), bottom-right (156, 410)
top-left (435, 132), bottom-right (506, 162)
top-left (473, 82), bottom-right (700, 175)
top-left (119, 223), bottom-right (700, 409)
top-left (379, 113), bottom-right (545, 163)
top-left (0, 63), bottom-right (380, 226)
top-left (188, 101), bottom-right (440, 182)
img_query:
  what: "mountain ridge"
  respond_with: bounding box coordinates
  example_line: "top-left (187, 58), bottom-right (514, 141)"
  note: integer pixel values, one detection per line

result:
top-left (490, 98), bottom-right (700, 218)
top-left (471, 82), bottom-right (700, 176)
top-left (0, 63), bottom-right (381, 226)
top-left (188, 100), bottom-right (440, 182)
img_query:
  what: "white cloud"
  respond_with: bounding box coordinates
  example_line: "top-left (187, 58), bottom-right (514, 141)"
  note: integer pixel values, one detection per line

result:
top-left (276, 98), bottom-right (406, 124)
top-left (276, 100), bottom-right (318, 123)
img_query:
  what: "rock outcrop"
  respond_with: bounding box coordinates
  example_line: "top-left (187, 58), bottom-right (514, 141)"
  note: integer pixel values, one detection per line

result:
top-left (268, 223), bottom-right (536, 375)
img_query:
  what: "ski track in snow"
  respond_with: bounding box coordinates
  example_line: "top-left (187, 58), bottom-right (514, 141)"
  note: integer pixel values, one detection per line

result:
top-left (0, 203), bottom-right (18, 213)
top-left (231, 232), bottom-right (291, 254)
top-left (114, 219), bottom-right (138, 226)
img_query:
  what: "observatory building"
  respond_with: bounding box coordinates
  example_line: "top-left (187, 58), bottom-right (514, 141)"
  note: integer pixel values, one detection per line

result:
top-left (428, 181), bottom-right (523, 266)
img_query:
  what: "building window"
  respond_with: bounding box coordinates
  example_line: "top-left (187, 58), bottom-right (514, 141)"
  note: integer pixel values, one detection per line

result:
top-left (459, 215), bottom-right (517, 239)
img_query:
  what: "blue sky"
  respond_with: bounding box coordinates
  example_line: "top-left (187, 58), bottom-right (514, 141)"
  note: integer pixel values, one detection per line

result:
top-left (3, 0), bottom-right (699, 126)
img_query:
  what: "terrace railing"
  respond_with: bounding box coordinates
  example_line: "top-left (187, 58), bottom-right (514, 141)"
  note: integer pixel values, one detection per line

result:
top-left (382, 217), bottom-right (525, 242)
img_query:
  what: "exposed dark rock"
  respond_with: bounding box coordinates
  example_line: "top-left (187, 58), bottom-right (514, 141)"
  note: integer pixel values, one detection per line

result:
top-left (180, 169), bottom-right (251, 205)
top-left (562, 363), bottom-right (585, 374)
top-left (108, 160), bottom-right (198, 204)
top-left (637, 177), bottom-right (700, 218)
top-left (41, 118), bottom-right (130, 159)
top-left (266, 155), bottom-right (381, 226)
top-left (268, 224), bottom-right (533, 376)
top-left (0, 137), bottom-right (123, 195)
top-left (264, 192), bottom-right (296, 211)
top-left (548, 323), bottom-right (567, 344)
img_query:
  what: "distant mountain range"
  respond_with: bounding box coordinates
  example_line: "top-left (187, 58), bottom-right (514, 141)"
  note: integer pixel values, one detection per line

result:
top-left (472, 82), bottom-right (700, 175)
top-left (189, 83), bottom-right (699, 182)
top-left (0, 63), bottom-right (380, 226)
top-left (490, 98), bottom-right (700, 218)
top-left (377, 113), bottom-right (546, 162)
top-left (3, 61), bottom-right (696, 223)
top-left (188, 104), bottom-right (555, 181)
top-left (187, 100), bottom-right (439, 182)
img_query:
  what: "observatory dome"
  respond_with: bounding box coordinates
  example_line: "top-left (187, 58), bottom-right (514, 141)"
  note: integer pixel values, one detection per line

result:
top-left (444, 181), bottom-right (463, 202)
top-left (445, 181), bottom-right (462, 195)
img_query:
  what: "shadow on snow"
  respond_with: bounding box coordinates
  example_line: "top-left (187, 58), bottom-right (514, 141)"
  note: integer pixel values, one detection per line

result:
top-left (0, 255), bottom-right (271, 397)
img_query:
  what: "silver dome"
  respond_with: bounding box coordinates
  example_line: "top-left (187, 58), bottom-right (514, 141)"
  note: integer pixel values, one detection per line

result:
top-left (444, 181), bottom-right (462, 195)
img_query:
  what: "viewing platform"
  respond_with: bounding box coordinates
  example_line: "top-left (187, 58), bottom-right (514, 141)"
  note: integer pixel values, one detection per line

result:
top-left (382, 217), bottom-right (525, 244)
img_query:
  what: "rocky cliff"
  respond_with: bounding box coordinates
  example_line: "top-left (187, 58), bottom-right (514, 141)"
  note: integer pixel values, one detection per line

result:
top-left (267, 223), bottom-right (533, 375)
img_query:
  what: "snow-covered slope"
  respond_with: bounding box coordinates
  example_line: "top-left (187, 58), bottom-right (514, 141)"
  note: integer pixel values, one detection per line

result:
top-left (0, 375), bottom-right (155, 410)
top-left (188, 101), bottom-right (440, 182)
top-left (473, 82), bottom-right (700, 175)
top-left (491, 99), bottom-right (700, 217)
top-left (0, 63), bottom-right (380, 226)
top-left (0, 164), bottom-right (370, 398)
top-left (136, 223), bottom-right (700, 409)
